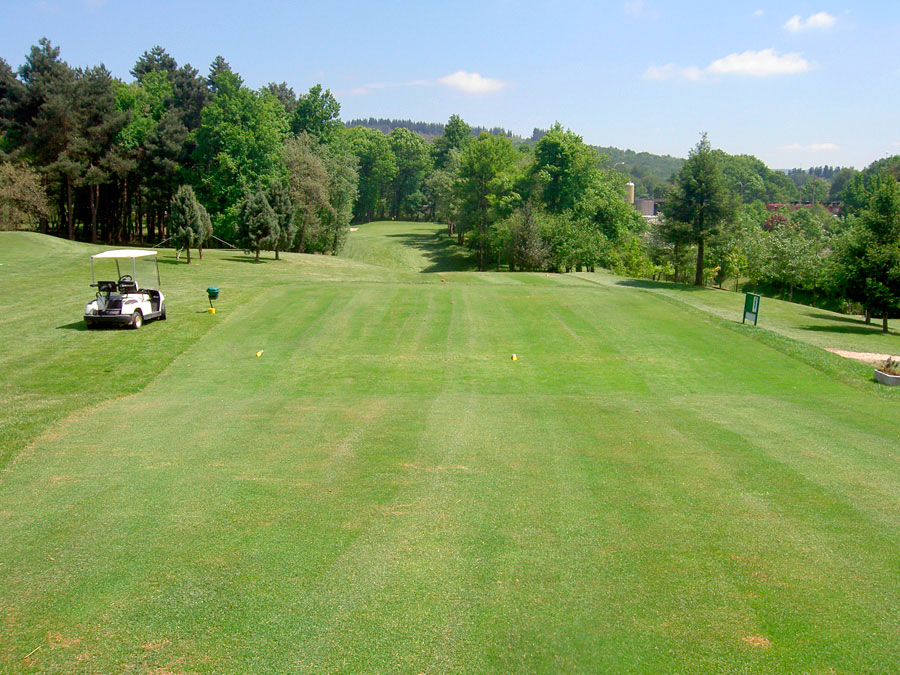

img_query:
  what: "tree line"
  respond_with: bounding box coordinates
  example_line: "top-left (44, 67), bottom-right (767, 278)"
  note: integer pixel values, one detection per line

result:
top-left (1, 41), bottom-right (898, 329)
top-left (0, 41), bottom-right (356, 256)
top-left (651, 134), bottom-right (900, 332)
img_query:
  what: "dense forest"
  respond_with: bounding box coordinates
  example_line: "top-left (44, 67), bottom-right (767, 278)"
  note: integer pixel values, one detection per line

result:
top-left (2, 40), bottom-right (899, 328)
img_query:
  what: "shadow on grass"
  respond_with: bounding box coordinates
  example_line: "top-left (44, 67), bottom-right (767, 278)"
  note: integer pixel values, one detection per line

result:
top-left (57, 321), bottom-right (89, 331)
top-left (385, 233), bottom-right (476, 272)
top-left (615, 279), bottom-right (710, 292)
top-left (222, 256), bottom-right (269, 264)
top-left (804, 311), bottom-right (867, 325)
top-left (58, 321), bottom-right (131, 331)
top-left (802, 324), bottom-right (893, 336)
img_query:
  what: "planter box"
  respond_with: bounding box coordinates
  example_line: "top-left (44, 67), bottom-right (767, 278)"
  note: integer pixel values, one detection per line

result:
top-left (874, 369), bottom-right (900, 386)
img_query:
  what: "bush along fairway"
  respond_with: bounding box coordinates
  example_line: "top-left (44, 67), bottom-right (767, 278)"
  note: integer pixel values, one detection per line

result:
top-left (1, 224), bottom-right (900, 674)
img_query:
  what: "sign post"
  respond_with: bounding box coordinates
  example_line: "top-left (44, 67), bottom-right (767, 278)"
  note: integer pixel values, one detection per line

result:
top-left (743, 293), bottom-right (760, 325)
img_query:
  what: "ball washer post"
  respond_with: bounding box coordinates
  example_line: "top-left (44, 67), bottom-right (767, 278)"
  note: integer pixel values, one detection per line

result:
top-left (207, 286), bottom-right (219, 314)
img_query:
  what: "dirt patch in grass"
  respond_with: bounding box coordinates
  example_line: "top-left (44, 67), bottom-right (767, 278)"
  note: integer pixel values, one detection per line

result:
top-left (47, 631), bottom-right (81, 649)
top-left (741, 635), bottom-right (771, 649)
top-left (402, 462), bottom-right (471, 472)
top-left (141, 639), bottom-right (170, 651)
top-left (826, 349), bottom-right (900, 364)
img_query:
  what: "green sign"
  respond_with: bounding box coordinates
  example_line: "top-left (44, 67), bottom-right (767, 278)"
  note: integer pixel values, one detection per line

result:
top-left (743, 293), bottom-right (760, 325)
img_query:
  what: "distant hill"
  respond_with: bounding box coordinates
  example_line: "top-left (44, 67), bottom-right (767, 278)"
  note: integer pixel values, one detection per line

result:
top-left (345, 118), bottom-right (516, 142)
top-left (344, 118), bottom-right (684, 196)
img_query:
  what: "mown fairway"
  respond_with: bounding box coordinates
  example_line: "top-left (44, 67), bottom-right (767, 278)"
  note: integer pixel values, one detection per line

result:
top-left (1, 223), bottom-right (900, 674)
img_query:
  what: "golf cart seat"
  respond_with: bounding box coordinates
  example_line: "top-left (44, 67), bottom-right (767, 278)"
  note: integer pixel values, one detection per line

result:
top-left (118, 276), bottom-right (138, 293)
top-left (97, 280), bottom-right (118, 293)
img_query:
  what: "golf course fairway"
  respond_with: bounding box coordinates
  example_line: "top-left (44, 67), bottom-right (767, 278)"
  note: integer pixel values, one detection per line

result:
top-left (1, 222), bottom-right (899, 674)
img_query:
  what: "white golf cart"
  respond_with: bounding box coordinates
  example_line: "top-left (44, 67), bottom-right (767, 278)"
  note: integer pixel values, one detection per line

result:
top-left (84, 249), bottom-right (166, 329)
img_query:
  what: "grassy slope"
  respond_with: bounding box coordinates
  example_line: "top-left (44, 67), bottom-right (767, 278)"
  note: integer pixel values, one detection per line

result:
top-left (0, 232), bottom-right (386, 468)
top-left (1, 225), bottom-right (899, 674)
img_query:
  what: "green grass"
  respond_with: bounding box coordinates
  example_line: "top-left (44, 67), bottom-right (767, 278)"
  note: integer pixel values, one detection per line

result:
top-left (1, 225), bottom-right (899, 673)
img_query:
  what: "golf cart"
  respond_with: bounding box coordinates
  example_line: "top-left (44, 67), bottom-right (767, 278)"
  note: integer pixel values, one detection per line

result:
top-left (84, 249), bottom-right (166, 329)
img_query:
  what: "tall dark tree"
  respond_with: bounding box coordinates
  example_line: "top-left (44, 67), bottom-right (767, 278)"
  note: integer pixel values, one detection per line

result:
top-left (262, 82), bottom-right (299, 115)
top-left (131, 46), bottom-right (177, 82)
top-left (207, 56), bottom-right (241, 94)
top-left (663, 134), bottom-right (735, 286)
top-left (266, 180), bottom-right (295, 258)
top-left (454, 132), bottom-right (519, 269)
top-left (172, 63), bottom-right (210, 131)
top-left (0, 58), bottom-right (27, 153)
top-left (72, 64), bottom-right (127, 243)
top-left (17, 39), bottom-right (80, 238)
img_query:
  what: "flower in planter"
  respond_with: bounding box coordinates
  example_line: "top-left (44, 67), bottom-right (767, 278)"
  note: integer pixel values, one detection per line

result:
top-left (880, 357), bottom-right (900, 376)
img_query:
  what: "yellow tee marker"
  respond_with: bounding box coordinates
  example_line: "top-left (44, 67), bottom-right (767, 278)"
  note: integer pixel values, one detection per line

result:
top-left (256, 350), bottom-right (264, 358)
top-left (511, 354), bottom-right (518, 361)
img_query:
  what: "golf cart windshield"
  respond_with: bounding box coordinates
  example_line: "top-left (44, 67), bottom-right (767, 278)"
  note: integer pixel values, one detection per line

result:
top-left (90, 249), bottom-right (161, 289)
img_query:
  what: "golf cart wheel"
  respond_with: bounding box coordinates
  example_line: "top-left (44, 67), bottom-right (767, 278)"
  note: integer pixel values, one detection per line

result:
top-left (85, 319), bottom-right (95, 329)
top-left (160, 304), bottom-right (167, 321)
top-left (131, 310), bottom-right (143, 330)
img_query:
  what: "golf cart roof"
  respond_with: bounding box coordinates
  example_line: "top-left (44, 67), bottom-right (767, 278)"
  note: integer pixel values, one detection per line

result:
top-left (91, 249), bottom-right (158, 260)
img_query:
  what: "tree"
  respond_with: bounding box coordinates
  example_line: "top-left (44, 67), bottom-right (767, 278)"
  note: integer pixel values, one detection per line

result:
top-left (291, 84), bottom-right (341, 140)
top-left (317, 134), bottom-right (358, 254)
top-left (663, 134), bottom-right (735, 285)
top-left (131, 46), bottom-right (177, 82)
top-left (283, 134), bottom-right (330, 253)
top-left (346, 125), bottom-right (396, 223)
top-left (237, 188), bottom-right (278, 261)
top-left (454, 132), bottom-right (519, 270)
top-left (169, 184), bottom-right (203, 263)
top-left (833, 176), bottom-right (900, 332)
top-left (504, 200), bottom-right (550, 271)
top-left (432, 114), bottom-right (471, 169)
top-left (387, 127), bottom-right (432, 220)
top-left (424, 157), bottom-right (458, 235)
top-left (531, 123), bottom-right (600, 214)
top-left (72, 64), bottom-right (127, 243)
top-left (266, 180), bottom-right (294, 259)
top-left (262, 82), bottom-right (298, 115)
top-left (207, 55), bottom-right (241, 94)
top-left (17, 39), bottom-right (81, 239)
top-left (0, 161), bottom-right (51, 229)
top-left (192, 71), bottom-right (288, 230)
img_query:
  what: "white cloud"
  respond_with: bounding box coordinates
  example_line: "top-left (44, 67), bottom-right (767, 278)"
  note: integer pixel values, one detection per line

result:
top-left (753, 9), bottom-right (764, 17)
top-left (645, 49), bottom-right (812, 81)
top-left (778, 142), bottom-right (841, 151)
top-left (624, 0), bottom-right (658, 19)
top-left (783, 11), bottom-right (836, 32)
top-left (707, 49), bottom-right (812, 76)
top-left (438, 71), bottom-right (508, 94)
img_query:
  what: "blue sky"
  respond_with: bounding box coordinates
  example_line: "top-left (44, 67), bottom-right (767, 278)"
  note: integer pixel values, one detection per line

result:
top-left (2, 0), bottom-right (898, 169)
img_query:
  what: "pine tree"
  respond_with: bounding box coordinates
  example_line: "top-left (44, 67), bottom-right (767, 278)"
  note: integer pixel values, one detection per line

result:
top-left (266, 181), bottom-right (294, 259)
top-left (237, 189), bottom-right (278, 261)
top-left (663, 134), bottom-right (735, 286)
